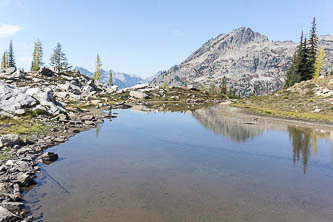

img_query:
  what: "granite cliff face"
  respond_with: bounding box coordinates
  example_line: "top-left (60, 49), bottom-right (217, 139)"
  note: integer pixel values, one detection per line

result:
top-left (151, 27), bottom-right (333, 97)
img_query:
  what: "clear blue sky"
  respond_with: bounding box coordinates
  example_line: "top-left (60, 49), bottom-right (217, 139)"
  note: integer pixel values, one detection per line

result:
top-left (0, 0), bottom-right (332, 78)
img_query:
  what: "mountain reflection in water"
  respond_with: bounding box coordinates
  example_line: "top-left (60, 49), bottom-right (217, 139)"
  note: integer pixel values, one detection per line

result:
top-left (191, 105), bottom-right (333, 173)
top-left (25, 107), bottom-right (333, 221)
top-left (191, 107), bottom-right (266, 142)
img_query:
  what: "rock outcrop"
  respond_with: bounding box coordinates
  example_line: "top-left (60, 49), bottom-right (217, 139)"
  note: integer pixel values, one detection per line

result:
top-left (151, 27), bottom-right (333, 97)
top-left (0, 68), bottom-right (117, 117)
top-left (0, 82), bottom-right (65, 116)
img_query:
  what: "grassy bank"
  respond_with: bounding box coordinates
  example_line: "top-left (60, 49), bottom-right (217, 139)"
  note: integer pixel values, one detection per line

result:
top-left (233, 77), bottom-right (333, 124)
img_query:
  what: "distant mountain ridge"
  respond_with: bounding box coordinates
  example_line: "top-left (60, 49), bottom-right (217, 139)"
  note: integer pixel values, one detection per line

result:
top-left (151, 27), bottom-right (333, 97)
top-left (75, 67), bottom-right (140, 88)
top-left (75, 67), bottom-right (161, 88)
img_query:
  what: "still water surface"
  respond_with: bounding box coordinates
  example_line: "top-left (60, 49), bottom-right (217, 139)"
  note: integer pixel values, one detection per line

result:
top-left (25, 106), bottom-right (333, 222)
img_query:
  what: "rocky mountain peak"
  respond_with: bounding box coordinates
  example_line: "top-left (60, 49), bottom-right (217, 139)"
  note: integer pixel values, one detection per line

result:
top-left (227, 26), bottom-right (268, 45)
top-left (184, 27), bottom-right (269, 64)
top-left (151, 27), bottom-right (333, 97)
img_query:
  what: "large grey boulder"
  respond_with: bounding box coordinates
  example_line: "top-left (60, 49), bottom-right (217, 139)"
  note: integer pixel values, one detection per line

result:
top-left (5, 160), bottom-right (32, 173)
top-left (58, 83), bottom-right (81, 95)
top-left (0, 67), bottom-right (16, 77)
top-left (26, 87), bottom-right (66, 115)
top-left (0, 82), bottom-right (66, 116)
top-left (0, 135), bottom-right (20, 148)
top-left (39, 152), bottom-right (59, 163)
top-left (111, 85), bottom-right (118, 91)
top-left (39, 67), bottom-right (54, 77)
top-left (12, 172), bottom-right (35, 187)
top-left (1, 202), bottom-right (24, 214)
top-left (129, 91), bottom-right (148, 99)
top-left (0, 206), bottom-right (18, 222)
top-left (0, 68), bottom-right (26, 80)
top-left (0, 82), bottom-right (37, 115)
top-left (125, 83), bottom-right (149, 91)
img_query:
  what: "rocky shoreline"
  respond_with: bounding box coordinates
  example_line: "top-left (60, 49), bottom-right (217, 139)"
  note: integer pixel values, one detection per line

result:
top-left (0, 67), bottom-right (124, 221)
top-left (0, 107), bottom-right (110, 221)
top-left (0, 67), bottom-right (228, 221)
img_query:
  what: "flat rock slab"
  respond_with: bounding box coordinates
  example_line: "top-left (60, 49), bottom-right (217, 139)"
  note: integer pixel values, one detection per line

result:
top-left (0, 206), bottom-right (19, 222)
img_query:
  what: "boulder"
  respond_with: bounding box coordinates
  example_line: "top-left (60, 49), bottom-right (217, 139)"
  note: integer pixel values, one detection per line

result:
top-left (39, 67), bottom-right (54, 77)
top-left (0, 82), bottom-right (66, 116)
top-left (0, 82), bottom-right (37, 115)
top-left (13, 172), bottom-right (35, 187)
top-left (0, 67), bottom-right (17, 79)
top-left (0, 206), bottom-right (18, 222)
top-left (129, 91), bottom-right (148, 99)
top-left (0, 69), bottom-right (26, 80)
top-left (1, 202), bottom-right (24, 213)
top-left (58, 83), bottom-right (81, 95)
top-left (57, 114), bottom-right (69, 121)
top-left (26, 87), bottom-right (66, 115)
top-left (40, 152), bottom-right (59, 163)
top-left (111, 85), bottom-right (119, 91)
top-left (0, 135), bottom-right (21, 148)
top-left (5, 160), bottom-right (32, 173)
top-left (187, 85), bottom-right (198, 91)
top-left (124, 83), bottom-right (149, 91)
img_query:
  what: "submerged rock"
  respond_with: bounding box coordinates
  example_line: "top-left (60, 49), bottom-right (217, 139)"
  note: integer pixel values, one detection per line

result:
top-left (39, 152), bottom-right (59, 163)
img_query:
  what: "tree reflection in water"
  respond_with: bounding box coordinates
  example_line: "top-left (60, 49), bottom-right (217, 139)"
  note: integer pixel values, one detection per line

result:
top-left (288, 126), bottom-right (333, 174)
top-left (96, 124), bottom-right (102, 137)
top-left (288, 126), bottom-right (312, 173)
top-left (191, 105), bottom-right (333, 174)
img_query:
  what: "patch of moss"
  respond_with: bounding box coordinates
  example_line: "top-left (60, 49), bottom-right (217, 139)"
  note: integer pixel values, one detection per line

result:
top-left (0, 117), bottom-right (51, 135)
top-left (0, 153), bottom-right (12, 161)
top-left (23, 108), bottom-right (49, 117)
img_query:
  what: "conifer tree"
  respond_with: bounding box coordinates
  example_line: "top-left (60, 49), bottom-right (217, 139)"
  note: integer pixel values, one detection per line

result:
top-left (8, 40), bottom-right (15, 68)
top-left (285, 32), bottom-right (304, 88)
top-left (298, 37), bottom-right (311, 81)
top-left (1, 51), bottom-right (8, 69)
top-left (50, 43), bottom-right (70, 72)
top-left (285, 51), bottom-right (299, 88)
top-left (209, 82), bottom-right (216, 95)
top-left (285, 18), bottom-right (322, 88)
top-left (227, 85), bottom-right (236, 97)
top-left (93, 54), bottom-right (102, 80)
top-left (220, 77), bottom-right (227, 94)
top-left (308, 17), bottom-right (318, 77)
top-left (32, 40), bottom-right (43, 71)
top-left (108, 69), bottom-right (113, 86)
top-left (313, 48), bottom-right (325, 79)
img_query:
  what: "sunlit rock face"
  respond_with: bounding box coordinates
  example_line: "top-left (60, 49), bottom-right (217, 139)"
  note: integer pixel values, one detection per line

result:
top-left (151, 27), bottom-right (333, 97)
